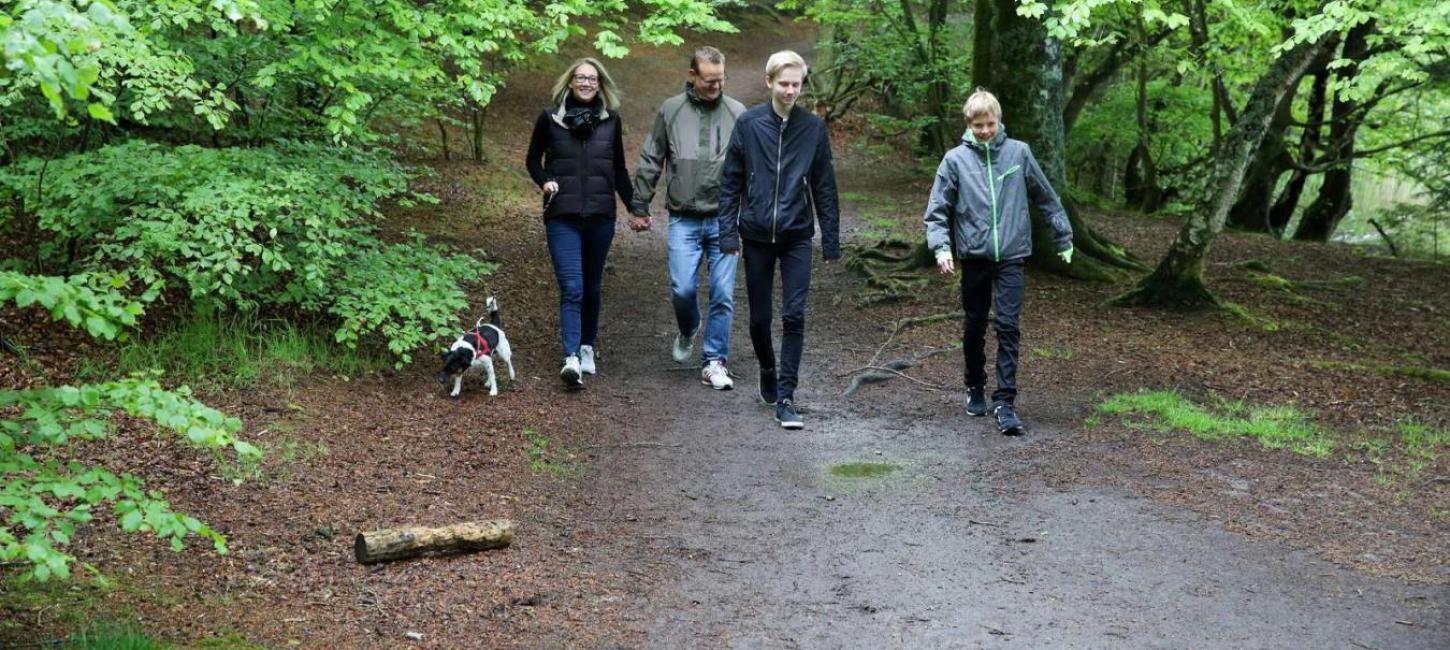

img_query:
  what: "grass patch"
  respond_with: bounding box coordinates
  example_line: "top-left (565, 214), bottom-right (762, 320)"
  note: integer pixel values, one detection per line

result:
top-left (1098, 390), bottom-right (1335, 457)
top-left (65, 622), bottom-right (164, 649)
top-left (78, 311), bottom-right (391, 390)
top-left (1313, 360), bottom-right (1450, 385)
top-left (523, 429), bottom-right (578, 477)
top-left (1028, 345), bottom-right (1074, 360)
top-left (1398, 420), bottom-right (1450, 460)
top-left (829, 462), bottom-right (899, 478)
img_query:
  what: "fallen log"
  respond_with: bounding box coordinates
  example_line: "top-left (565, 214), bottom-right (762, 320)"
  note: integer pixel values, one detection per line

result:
top-left (354, 520), bottom-right (513, 564)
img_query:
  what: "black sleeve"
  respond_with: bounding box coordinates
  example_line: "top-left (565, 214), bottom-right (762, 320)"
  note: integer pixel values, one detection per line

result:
top-left (525, 111), bottom-right (552, 188)
top-left (810, 122), bottom-right (841, 260)
top-left (613, 115), bottom-right (634, 208)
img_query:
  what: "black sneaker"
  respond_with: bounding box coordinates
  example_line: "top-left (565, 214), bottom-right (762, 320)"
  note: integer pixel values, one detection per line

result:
top-left (994, 402), bottom-right (1023, 436)
top-left (758, 368), bottom-right (778, 406)
top-left (775, 398), bottom-right (803, 429)
top-left (966, 386), bottom-right (987, 417)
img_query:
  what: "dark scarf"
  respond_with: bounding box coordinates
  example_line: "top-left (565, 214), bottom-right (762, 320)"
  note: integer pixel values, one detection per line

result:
top-left (563, 94), bottom-right (603, 139)
top-left (685, 82), bottom-right (720, 108)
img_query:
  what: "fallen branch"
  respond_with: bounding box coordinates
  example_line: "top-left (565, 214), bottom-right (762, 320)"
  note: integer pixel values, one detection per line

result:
top-left (586, 442), bottom-right (683, 450)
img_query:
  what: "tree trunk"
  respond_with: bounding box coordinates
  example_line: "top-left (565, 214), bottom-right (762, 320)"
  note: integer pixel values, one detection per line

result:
top-left (1293, 22), bottom-right (1373, 242)
top-left (355, 520), bottom-right (513, 564)
top-left (1115, 34), bottom-right (1333, 309)
top-left (1267, 58), bottom-right (1332, 233)
top-left (1225, 85), bottom-right (1298, 232)
top-left (436, 117), bottom-right (451, 161)
top-left (1126, 46), bottom-right (1162, 213)
top-left (975, 0), bottom-right (1143, 280)
top-left (470, 105), bottom-right (487, 163)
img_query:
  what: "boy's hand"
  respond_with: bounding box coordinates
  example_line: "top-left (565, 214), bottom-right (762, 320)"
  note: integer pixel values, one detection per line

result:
top-left (935, 250), bottom-right (954, 275)
top-left (1058, 246), bottom-right (1074, 264)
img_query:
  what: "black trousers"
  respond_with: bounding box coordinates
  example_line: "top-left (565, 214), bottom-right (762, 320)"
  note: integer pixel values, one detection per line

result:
top-left (960, 257), bottom-right (1025, 405)
top-left (743, 238), bottom-right (813, 401)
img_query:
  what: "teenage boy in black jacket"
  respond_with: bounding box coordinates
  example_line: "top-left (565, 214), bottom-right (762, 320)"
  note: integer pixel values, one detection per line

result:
top-left (718, 50), bottom-right (841, 430)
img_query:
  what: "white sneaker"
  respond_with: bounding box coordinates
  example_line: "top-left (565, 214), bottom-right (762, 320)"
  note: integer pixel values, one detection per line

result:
top-left (672, 331), bottom-right (696, 364)
top-left (579, 345), bottom-right (597, 375)
top-left (701, 360), bottom-right (734, 390)
top-left (560, 356), bottom-right (583, 387)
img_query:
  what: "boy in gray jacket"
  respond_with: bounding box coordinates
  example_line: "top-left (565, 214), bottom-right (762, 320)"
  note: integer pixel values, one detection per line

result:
top-left (922, 89), bottom-right (1073, 435)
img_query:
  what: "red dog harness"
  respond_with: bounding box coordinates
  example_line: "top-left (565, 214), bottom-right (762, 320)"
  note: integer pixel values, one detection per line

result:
top-left (466, 330), bottom-right (492, 359)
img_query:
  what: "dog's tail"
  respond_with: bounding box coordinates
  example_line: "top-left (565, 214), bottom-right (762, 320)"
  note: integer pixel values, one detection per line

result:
top-left (485, 296), bottom-right (502, 329)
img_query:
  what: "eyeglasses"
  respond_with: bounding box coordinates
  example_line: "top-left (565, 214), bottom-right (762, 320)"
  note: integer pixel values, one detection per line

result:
top-left (573, 74), bottom-right (600, 85)
top-left (697, 75), bottom-right (726, 87)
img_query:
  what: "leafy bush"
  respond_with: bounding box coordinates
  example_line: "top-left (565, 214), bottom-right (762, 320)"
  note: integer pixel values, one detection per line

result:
top-left (0, 376), bottom-right (260, 581)
top-left (1, 141), bottom-right (492, 363)
top-left (0, 271), bottom-right (155, 341)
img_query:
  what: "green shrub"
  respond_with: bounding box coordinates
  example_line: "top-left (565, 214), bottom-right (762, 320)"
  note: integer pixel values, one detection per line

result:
top-left (1, 142), bottom-right (492, 364)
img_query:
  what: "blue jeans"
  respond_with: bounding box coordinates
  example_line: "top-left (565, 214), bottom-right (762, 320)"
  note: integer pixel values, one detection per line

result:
top-left (546, 216), bottom-right (616, 359)
top-left (668, 213), bottom-right (737, 365)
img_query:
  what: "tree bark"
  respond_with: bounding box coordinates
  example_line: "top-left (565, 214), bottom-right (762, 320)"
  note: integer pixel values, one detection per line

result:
top-left (355, 520), bottom-right (513, 564)
top-left (1225, 82), bottom-right (1298, 232)
top-left (975, 0), bottom-right (1144, 280)
top-left (1115, 34), bottom-right (1333, 309)
top-left (1125, 41), bottom-right (1161, 213)
top-left (1267, 57), bottom-right (1331, 233)
top-left (1294, 22), bottom-right (1373, 242)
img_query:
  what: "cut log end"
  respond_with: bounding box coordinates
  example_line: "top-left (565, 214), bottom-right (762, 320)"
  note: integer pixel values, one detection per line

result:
top-left (355, 520), bottom-right (514, 565)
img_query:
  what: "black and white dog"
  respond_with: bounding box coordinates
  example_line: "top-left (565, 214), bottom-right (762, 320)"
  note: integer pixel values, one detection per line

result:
top-left (438, 297), bottom-right (515, 397)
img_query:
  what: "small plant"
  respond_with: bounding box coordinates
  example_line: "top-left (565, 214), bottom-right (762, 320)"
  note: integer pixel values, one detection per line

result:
top-left (523, 429), bottom-right (576, 477)
top-left (1098, 390), bottom-right (1334, 456)
top-left (1398, 420), bottom-right (1450, 460)
top-left (1028, 345), bottom-right (1074, 360)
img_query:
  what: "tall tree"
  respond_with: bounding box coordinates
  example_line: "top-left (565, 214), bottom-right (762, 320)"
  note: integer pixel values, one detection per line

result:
top-left (1114, 33), bottom-right (1335, 307)
top-left (974, 0), bottom-right (1144, 280)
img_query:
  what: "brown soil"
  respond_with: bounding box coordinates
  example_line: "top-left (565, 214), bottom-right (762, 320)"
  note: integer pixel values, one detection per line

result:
top-left (3, 13), bottom-right (1448, 649)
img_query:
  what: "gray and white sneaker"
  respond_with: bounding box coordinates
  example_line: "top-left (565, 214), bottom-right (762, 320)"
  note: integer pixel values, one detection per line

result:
top-left (671, 330), bottom-right (696, 364)
top-left (775, 399), bottom-right (804, 429)
top-left (701, 360), bottom-right (734, 390)
top-left (560, 355), bottom-right (583, 388)
top-left (579, 345), bottom-right (597, 375)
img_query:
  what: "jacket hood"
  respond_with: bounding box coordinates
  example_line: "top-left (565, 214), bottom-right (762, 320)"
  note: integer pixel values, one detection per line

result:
top-left (962, 124), bottom-right (1008, 152)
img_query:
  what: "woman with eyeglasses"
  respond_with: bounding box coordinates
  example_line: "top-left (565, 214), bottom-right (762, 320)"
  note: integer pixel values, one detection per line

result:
top-left (526, 57), bottom-right (633, 389)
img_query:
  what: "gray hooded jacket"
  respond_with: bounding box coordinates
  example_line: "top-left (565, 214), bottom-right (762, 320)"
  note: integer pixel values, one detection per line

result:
top-left (923, 127), bottom-right (1073, 262)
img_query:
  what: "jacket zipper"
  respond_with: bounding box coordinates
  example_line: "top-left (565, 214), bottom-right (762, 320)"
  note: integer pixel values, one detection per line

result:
top-left (986, 141), bottom-right (1000, 262)
top-left (772, 114), bottom-right (787, 244)
top-left (805, 177), bottom-right (817, 221)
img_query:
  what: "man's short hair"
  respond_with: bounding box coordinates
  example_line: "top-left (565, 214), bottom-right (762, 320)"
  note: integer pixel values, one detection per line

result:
top-left (765, 50), bottom-right (808, 81)
top-left (963, 88), bottom-right (1001, 120)
top-left (691, 46), bottom-right (725, 72)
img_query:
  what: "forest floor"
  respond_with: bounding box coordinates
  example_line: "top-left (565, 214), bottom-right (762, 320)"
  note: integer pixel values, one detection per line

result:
top-left (3, 14), bottom-right (1448, 650)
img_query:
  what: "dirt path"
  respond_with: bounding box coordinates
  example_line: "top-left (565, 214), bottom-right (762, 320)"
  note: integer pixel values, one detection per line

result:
top-left (570, 174), bottom-right (1447, 647)
top-left (520, 20), bottom-right (1450, 648)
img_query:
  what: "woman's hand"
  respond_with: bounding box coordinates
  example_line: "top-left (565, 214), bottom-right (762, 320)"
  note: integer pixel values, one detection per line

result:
top-left (542, 181), bottom-right (559, 194)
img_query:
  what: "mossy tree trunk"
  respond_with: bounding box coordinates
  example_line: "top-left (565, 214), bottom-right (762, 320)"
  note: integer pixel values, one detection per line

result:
top-left (973, 0), bottom-right (1143, 281)
top-left (1115, 34), bottom-right (1334, 309)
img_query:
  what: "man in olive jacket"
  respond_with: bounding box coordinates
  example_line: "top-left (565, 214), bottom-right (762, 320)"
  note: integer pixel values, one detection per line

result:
top-left (631, 46), bottom-right (747, 391)
top-left (923, 89), bottom-right (1073, 436)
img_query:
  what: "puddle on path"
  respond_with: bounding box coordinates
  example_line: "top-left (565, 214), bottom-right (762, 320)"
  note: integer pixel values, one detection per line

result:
top-left (828, 462), bottom-right (899, 478)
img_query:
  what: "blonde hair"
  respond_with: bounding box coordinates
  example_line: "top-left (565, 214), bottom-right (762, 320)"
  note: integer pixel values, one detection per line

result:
top-left (551, 57), bottom-right (622, 110)
top-left (765, 50), bottom-right (808, 82)
top-left (963, 88), bottom-right (1001, 120)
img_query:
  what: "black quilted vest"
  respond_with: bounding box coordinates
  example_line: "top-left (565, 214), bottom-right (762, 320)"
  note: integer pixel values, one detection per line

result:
top-left (538, 106), bottom-right (621, 219)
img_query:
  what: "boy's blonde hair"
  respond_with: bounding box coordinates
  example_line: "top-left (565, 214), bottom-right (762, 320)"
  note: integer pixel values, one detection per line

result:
top-left (962, 88), bottom-right (1001, 120)
top-left (765, 50), bottom-right (808, 82)
top-left (550, 57), bottom-right (622, 110)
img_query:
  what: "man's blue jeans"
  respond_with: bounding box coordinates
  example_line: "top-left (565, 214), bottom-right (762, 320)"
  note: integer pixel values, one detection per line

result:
top-left (546, 216), bottom-right (615, 359)
top-left (667, 213), bottom-right (737, 365)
